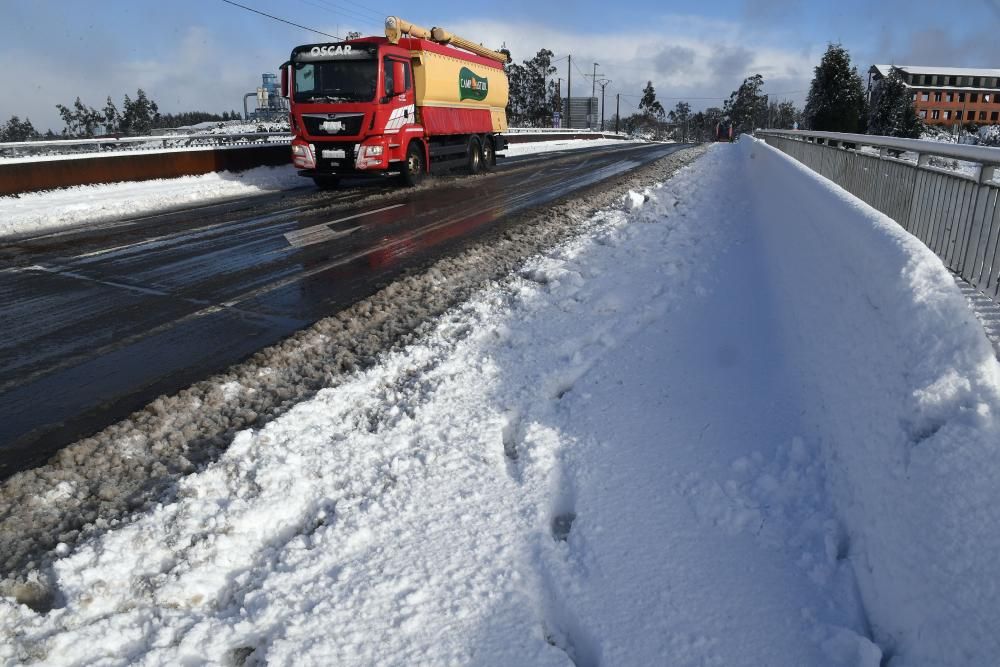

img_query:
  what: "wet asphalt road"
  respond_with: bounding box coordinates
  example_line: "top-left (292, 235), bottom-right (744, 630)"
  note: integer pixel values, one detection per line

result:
top-left (0, 142), bottom-right (690, 476)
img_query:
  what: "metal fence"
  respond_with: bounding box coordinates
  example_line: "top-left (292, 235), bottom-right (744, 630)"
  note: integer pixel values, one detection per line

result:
top-left (0, 132), bottom-right (293, 160)
top-left (758, 130), bottom-right (1000, 300)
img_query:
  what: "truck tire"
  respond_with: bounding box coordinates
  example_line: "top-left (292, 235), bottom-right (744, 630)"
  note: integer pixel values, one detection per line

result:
top-left (399, 141), bottom-right (425, 187)
top-left (312, 175), bottom-right (340, 189)
top-left (481, 136), bottom-right (495, 171)
top-left (466, 135), bottom-right (483, 174)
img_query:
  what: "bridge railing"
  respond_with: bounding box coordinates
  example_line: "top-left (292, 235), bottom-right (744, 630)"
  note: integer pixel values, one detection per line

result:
top-left (758, 129), bottom-right (1000, 300)
top-left (0, 132), bottom-right (293, 160)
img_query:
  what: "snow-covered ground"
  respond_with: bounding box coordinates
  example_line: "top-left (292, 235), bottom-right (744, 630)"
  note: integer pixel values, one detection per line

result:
top-left (4, 138), bottom-right (999, 665)
top-left (0, 166), bottom-right (307, 239)
top-left (0, 139), bottom-right (639, 239)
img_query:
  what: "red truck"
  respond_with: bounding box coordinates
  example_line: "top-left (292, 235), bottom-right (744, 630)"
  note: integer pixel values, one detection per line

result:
top-left (280, 16), bottom-right (510, 188)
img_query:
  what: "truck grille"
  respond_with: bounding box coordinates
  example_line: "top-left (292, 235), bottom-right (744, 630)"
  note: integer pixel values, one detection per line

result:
top-left (301, 113), bottom-right (365, 137)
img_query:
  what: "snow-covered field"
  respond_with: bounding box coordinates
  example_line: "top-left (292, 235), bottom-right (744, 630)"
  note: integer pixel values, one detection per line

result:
top-left (0, 139), bottom-right (638, 240)
top-left (3, 138), bottom-right (999, 665)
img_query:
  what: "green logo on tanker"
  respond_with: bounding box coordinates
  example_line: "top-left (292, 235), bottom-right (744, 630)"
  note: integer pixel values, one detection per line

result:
top-left (459, 67), bottom-right (488, 101)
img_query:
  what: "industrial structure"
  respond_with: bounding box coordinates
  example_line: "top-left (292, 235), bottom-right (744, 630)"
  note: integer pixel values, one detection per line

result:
top-left (244, 73), bottom-right (290, 121)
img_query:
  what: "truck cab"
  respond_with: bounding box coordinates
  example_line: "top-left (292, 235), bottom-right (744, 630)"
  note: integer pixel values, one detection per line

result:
top-left (284, 40), bottom-right (420, 186)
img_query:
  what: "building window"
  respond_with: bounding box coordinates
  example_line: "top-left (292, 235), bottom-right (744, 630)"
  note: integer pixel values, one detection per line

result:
top-left (956, 110), bottom-right (963, 120)
top-left (985, 94), bottom-right (991, 103)
top-left (919, 109), bottom-right (927, 119)
top-left (973, 77), bottom-right (981, 87)
top-left (980, 110), bottom-right (988, 121)
top-left (946, 92), bottom-right (954, 102)
top-left (934, 92), bottom-right (942, 102)
top-left (971, 93), bottom-right (979, 103)
top-left (931, 110), bottom-right (940, 119)
top-left (921, 92), bottom-right (929, 101)
top-left (959, 93), bottom-right (966, 102)
top-left (944, 110), bottom-right (951, 120)
top-left (992, 111), bottom-right (999, 122)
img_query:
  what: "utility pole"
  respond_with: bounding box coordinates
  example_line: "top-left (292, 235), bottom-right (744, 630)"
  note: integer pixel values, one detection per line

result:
top-left (567, 55), bottom-right (572, 129)
top-left (615, 93), bottom-right (620, 134)
top-left (597, 78), bottom-right (611, 131)
top-left (591, 62), bottom-right (599, 130)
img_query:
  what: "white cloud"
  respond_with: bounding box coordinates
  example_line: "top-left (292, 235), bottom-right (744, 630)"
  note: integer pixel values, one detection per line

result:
top-left (447, 16), bottom-right (819, 112)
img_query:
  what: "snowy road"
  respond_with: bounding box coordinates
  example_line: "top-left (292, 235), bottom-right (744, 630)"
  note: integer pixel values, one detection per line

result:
top-left (3, 139), bottom-right (1000, 665)
top-left (0, 141), bottom-right (682, 476)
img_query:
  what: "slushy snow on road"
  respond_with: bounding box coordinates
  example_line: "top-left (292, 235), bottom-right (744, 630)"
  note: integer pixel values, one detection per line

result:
top-left (3, 139), bottom-right (1000, 666)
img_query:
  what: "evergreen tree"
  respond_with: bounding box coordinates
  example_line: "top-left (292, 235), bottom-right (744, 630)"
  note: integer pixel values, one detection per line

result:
top-left (56, 97), bottom-right (104, 137)
top-left (0, 115), bottom-right (39, 142)
top-left (724, 74), bottom-right (765, 134)
top-left (504, 48), bottom-right (557, 126)
top-left (867, 68), bottom-right (922, 138)
top-left (803, 43), bottom-right (866, 132)
top-left (639, 81), bottom-right (664, 118)
top-left (667, 101), bottom-right (692, 141)
top-left (103, 96), bottom-right (121, 134)
top-left (121, 89), bottom-right (160, 135)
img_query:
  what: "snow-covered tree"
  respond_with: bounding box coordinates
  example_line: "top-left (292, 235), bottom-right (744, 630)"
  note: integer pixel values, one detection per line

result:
top-left (56, 97), bottom-right (104, 137)
top-left (0, 115), bottom-right (39, 142)
top-left (867, 69), bottom-right (922, 138)
top-left (120, 89), bottom-right (160, 135)
top-left (803, 43), bottom-right (866, 133)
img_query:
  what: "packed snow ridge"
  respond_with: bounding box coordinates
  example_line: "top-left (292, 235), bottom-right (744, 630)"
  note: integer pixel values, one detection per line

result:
top-left (3, 138), bottom-right (1000, 666)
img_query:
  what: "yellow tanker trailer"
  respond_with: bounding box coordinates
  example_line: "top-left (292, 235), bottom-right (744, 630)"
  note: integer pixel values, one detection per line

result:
top-left (282, 16), bottom-right (509, 187)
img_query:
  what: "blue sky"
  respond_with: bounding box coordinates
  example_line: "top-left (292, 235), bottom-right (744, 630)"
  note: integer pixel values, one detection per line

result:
top-left (2, 0), bottom-right (999, 131)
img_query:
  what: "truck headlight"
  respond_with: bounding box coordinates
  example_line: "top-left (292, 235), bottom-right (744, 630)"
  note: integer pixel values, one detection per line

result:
top-left (363, 145), bottom-right (384, 157)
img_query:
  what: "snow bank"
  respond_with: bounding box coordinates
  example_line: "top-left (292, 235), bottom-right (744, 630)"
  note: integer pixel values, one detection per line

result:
top-left (0, 166), bottom-right (305, 239)
top-left (744, 135), bottom-right (1000, 665)
top-left (0, 146), bottom-right (869, 665)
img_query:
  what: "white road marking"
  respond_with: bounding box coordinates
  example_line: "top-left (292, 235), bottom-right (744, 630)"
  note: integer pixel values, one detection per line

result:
top-left (283, 204), bottom-right (405, 249)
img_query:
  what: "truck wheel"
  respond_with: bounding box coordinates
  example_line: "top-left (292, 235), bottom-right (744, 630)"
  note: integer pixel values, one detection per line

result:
top-left (466, 136), bottom-right (483, 174)
top-left (481, 136), bottom-right (495, 171)
top-left (399, 142), bottom-right (425, 187)
top-left (312, 175), bottom-right (340, 189)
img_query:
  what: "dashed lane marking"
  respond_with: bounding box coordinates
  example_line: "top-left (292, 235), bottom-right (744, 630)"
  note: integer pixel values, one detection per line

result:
top-left (283, 204), bottom-right (406, 249)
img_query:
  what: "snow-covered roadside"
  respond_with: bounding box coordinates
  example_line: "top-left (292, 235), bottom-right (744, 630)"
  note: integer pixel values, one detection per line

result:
top-left (3, 138), bottom-right (999, 666)
top-left (0, 139), bottom-right (637, 240)
top-left (2, 145), bottom-right (870, 665)
top-left (0, 166), bottom-right (306, 239)
top-left (746, 136), bottom-right (1000, 665)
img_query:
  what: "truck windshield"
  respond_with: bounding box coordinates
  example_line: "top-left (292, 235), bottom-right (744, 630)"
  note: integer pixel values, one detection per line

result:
top-left (294, 59), bottom-right (377, 103)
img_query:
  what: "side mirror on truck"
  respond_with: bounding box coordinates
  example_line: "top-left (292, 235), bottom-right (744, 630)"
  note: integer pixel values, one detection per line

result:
top-left (392, 61), bottom-right (406, 96)
top-left (280, 63), bottom-right (289, 98)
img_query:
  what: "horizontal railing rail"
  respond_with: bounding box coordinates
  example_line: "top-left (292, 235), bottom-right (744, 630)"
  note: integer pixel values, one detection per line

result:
top-left (758, 129), bottom-right (1000, 300)
top-left (0, 132), bottom-right (293, 159)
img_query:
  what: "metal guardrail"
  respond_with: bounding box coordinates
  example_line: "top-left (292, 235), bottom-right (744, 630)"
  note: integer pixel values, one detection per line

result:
top-left (758, 129), bottom-right (1000, 300)
top-left (0, 132), bottom-right (292, 159)
top-left (0, 128), bottom-right (624, 159)
top-left (504, 127), bottom-right (627, 135)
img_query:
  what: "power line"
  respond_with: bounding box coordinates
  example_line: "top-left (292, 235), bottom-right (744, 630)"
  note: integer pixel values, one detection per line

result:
top-left (298, 0), bottom-right (385, 30)
top-left (219, 0), bottom-right (341, 39)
